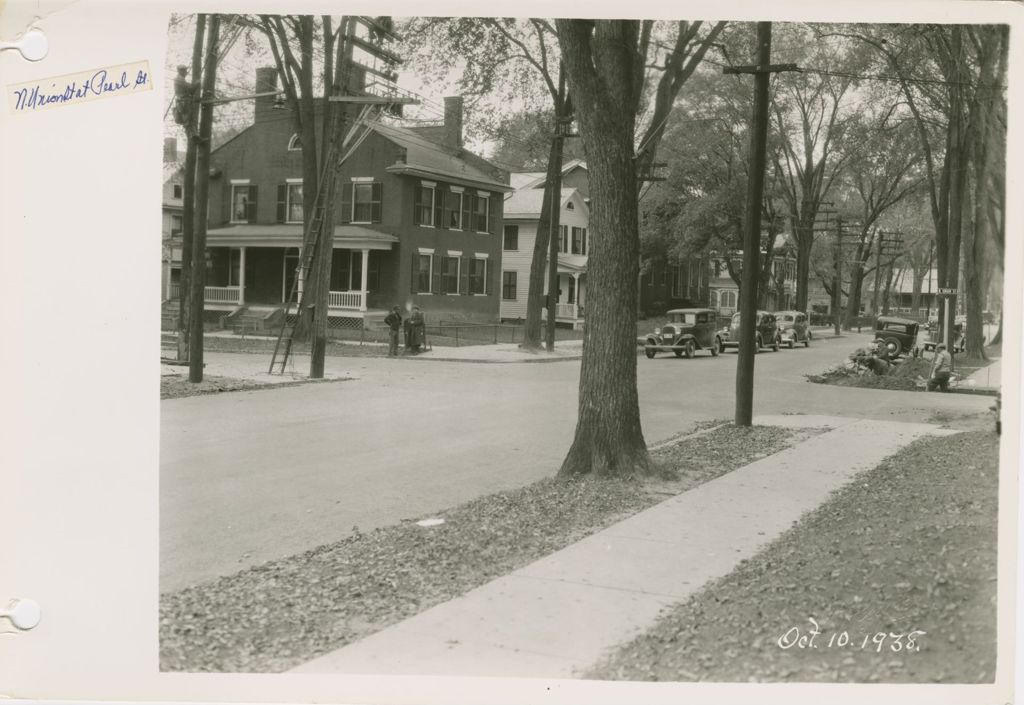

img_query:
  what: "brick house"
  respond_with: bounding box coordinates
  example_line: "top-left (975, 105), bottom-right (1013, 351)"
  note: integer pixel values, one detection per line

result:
top-left (165, 67), bottom-right (512, 331)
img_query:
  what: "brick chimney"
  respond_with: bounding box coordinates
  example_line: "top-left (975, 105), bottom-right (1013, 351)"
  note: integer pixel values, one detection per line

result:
top-left (255, 67), bottom-right (279, 123)
top-left (444, 96), bottom-right (463, 149)
top-left (163, 137), bottom-right (178, 162)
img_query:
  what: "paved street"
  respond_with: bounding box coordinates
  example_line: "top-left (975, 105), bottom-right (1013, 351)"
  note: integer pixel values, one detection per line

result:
top-left (160, 332), bottom-right (993, 592)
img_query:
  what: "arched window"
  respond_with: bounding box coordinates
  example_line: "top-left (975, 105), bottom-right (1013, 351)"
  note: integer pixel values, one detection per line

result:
top-left (287, 133), bottom-right (302, 151)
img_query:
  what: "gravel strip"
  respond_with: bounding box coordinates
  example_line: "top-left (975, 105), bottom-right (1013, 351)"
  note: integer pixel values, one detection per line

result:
top-left (585, 430), bottom-right (998, 683)
top-left (160, 423), bottom-right (823, 672)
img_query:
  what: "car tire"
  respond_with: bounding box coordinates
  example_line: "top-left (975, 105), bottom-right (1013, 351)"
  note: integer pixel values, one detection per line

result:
top-left (883, 336), bottom-right (902, 357)
top-left (788, 339), bottom-right (794, 349)
top-left (754, 335), bottom-right (762, 354)
top-left (710, 337), bottom-right (721, 356)
top-left (772, 336), bottom-right (780, 352)
top-left (674, 348), bottom-right (684, 358)
top-left (684, 340), bottom-right (695, 359)
top-left (645, 346), bottom-right (656, 359)
top-left (804, 336), bottom-right (810, 348)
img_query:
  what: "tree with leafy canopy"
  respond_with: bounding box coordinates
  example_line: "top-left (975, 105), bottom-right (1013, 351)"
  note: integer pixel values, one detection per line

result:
top-left (552, 18), bottom-right (725, 479)
top-left (401, 18), bottom-right (724, 354)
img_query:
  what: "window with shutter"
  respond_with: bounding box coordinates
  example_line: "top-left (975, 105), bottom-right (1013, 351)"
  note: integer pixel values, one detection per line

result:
top-left (231, 184), bottom-right (251, 224)
top-left (415, 185), bottom-right (434, 226)
top-left (446, 190), bottom-right (463, 229)
top-left (286, 183), bottom-right (303, 223)
top-left (460, 257), bottom-right (469, 294)
top-left (352, 182), bottom-right (381, 223)
top-left (473, 193), bottom-right (489, 232)
top-left (371, 182), bottom-right (382, 223)
top-left (440, 256), bottom-right (459, 295)
top-left (468, 259), bottom-right (486, 295)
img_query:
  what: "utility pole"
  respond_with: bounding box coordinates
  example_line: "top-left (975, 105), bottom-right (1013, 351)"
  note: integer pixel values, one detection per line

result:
top-left (310, 16), bottom-right (357, 379)
top-left (545, 66), bottom-right (568, 352)
top-left (188, 14), bottom-right (220, 383)
top-left (725, 22), bottom-right (796, 427)
top-left (175, 15), bottom-right (205, 362)
top-left (832, 217), bottom-right (843, 337)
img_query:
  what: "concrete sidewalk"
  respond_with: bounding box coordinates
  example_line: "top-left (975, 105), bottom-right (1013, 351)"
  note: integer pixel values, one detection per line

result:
top-left (961, 358), bottom-right (1001, 390)
top-left (291, 414), bottom-right (955, 678)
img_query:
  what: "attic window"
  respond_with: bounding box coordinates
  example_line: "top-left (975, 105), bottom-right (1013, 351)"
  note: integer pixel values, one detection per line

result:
top-left (566, 201), bottom-right (574, 210)
top-left (288, 134), bottom-right (301, 151)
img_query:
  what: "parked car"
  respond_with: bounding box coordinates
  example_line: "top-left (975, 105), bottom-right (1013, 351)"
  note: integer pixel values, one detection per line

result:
top-left (874, 316), bottom-right (920, 357)
top-left (643, 308), bottom-right (723, 359)
top-left (774, 310), bottom-right (811, 348)
top-left (720, 310), bottom-right (780, 353)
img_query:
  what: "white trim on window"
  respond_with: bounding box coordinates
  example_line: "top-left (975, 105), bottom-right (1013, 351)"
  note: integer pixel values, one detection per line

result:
top-left (230, 179), bottom-right (251, 185)
top-left (447, 250), bottom-right (462, 256)
top-left (286, 177), bottom-right (302, 184)
top-left (476, 190), bottom-right (490, 197)
top-left (418, 247), bottom-right (435, 255)
top-left (474, 252), bottom-right (489, 259)
top-left (351, 176), bottom-right (374, 182)
top-left (450, 185), bottom-right (464, 193)
top-left (420, 180), bottom-right (437, 188)
top-left (287, 134), bottom-right (302, 151)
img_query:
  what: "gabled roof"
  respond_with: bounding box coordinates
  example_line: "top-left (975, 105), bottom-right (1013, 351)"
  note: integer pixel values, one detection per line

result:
top-left (509, 171), bottom-right (544, 189)
top-left (371, 122), bottom-right (513, 192)
top-left (516, 159), bottom-right (588, 191)
top-left (503, 187), bottom-right (581, 219)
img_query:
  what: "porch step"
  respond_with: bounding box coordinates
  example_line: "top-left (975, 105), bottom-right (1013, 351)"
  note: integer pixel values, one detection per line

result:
top-left (227, 306), bottom-right (284, 335)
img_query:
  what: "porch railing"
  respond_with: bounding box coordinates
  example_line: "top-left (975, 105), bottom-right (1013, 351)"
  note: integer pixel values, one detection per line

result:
top-left (168, 283), bottom-right (241, 304)
top-left (556, 302), bottom-right (579, 319)
top-left (328, 290), bottom-right (365, 310)
top-left (205, 286), bottom-right (241, 304)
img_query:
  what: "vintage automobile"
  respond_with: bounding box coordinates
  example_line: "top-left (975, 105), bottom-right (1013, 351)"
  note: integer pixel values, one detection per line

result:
top-left (720, 310), bottom-right (780, 353)
top-left (643, 308), bottom-right (723, 359)
top-left (774, 310), bottom-right (811, 348)
top-left (874, 315), bottom-right (920, 357)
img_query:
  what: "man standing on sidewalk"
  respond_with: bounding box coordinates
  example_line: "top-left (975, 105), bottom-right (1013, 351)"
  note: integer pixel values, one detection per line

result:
top-left (384, 306), bottom-right (402, 357)
top-left (928, 343), bottom-right (953, 391)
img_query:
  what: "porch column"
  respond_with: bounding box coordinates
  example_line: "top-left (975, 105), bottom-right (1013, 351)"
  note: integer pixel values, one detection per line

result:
top-left (572, 272), bottom-right (581, 318)
top-left (238, 246), bottom-right (246, 305)
top-left (359, 248), bottom-right (370, 312)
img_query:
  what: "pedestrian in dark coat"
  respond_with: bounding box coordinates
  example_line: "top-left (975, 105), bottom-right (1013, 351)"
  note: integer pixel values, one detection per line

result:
top-left (407, 306), bottom-right (425, 353)
top-left (384, 306), bottom-right (402, 357)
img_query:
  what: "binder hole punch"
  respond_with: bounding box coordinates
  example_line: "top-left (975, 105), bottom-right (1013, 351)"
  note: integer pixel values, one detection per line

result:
top-left (0, 598), bottom-right (41, 631)
top-left (0, 29), bottom-right (48, 62)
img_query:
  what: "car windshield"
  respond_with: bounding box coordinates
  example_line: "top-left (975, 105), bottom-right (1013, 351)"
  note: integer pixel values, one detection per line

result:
top-left (669, 312), bottom-right (697, 324)
top-left (780, 315), bottom-right (794, 323)
top-left (731, 313), bottom-right (742, 325)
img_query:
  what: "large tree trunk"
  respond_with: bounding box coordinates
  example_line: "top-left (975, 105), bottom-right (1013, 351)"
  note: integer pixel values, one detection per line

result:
top-left (556, 19), bottom-right (651, 479)
top-left (522, 133), bottom-right (565, 349)
top-left (794, 232), bottom-right (812, 311)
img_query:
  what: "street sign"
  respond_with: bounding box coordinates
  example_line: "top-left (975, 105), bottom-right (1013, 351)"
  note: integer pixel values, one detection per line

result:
top-left (937, 287), bottom-right (958, 295)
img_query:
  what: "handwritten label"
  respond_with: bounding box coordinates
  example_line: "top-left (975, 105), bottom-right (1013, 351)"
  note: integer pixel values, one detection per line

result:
top-left (777, 617), bottom-right (926, 653)
top-left (8, 60), bottom-right (151, 114)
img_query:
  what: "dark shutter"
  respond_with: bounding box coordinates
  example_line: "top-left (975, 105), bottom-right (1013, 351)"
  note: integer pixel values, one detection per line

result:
top-left (488, 195), bottom-right (497, 234)
top-left (432, 254), bottom-right (442, 294)
top-left (486, 259), bottom-right (494, 296)
top-left (462, 193), bottom-right (472, 232)
top-left (413, 185), bottom-right (422, 225)
top-left (276, 184), bottom-right (287, 224)
top-left (371, 182), bottom-right (383, 223)
top-left (340, 183), bottom-right (352, 224)
top-left (460, 257), bottom-right (469, 295)
top-left (247, 185), bottom-right (258, 223)
top-left (434, 190), bottom-right (444, 228)
top-left (410, 253), bottom-right (418, 294)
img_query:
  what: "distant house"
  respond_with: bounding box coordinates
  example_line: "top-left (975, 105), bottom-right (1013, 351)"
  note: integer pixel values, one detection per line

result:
top-left (163, 67), bottom-right (512, 331)
top-left (706, 251), bottom-right (798, 315)
top-left (500, 187), bottom-right (589, 328)
top-left (161, 138), bottom-right (184, 303)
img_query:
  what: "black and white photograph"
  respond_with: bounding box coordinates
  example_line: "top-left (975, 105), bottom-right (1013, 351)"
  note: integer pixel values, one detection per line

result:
top-left (156, 8), bottom-right (1011, 687)
top-left (0, 1), bottom-right (1019, 704)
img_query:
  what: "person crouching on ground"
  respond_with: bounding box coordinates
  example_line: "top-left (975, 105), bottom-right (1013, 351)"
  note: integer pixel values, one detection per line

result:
top-left (928, 343), bottom-right (953, 391)
top-left (384, 305), bottom-right (402, 357)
